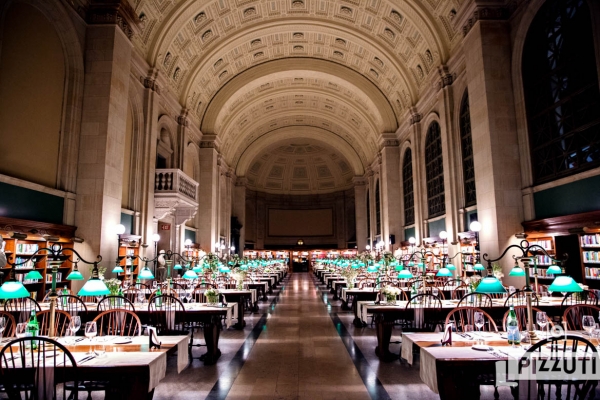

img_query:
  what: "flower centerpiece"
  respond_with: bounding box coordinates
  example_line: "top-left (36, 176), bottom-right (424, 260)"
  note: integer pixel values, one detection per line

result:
top-left (340, 267), bottom-right (359, 289)
top-left (492, 262), bottom-right (504, 280)
top-left (466, 276), bottom-right (482, 303)
top-left (231, 267), bottom-right (248, 290)
top-left (381, 286), bottom-right (401, 304)
top-left (104, 278), bottom-right (121, 296)
top-left (205, 288), bottom-right (220, 305)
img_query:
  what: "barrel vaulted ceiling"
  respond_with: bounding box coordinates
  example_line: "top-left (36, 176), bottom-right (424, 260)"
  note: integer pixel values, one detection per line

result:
top-left (129, 0), bottom-right (462, 193)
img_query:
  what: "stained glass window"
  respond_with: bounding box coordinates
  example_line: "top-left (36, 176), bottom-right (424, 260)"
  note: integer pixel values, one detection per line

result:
top-left (460, 91), bottom-right (476, 207)
top-left (402, 148), bottom-right (415, 225)
top-left (425, 121), bottom-right (445, 218)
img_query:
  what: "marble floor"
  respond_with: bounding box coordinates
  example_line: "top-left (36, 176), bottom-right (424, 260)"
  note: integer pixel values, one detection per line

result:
top-left (149, 272), bottom-right (524, 400)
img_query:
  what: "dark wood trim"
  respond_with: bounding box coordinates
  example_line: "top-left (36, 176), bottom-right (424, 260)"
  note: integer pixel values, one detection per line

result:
top-left (522, 210), bottom-right (600, 235)
top-left (0, 216), bottom-right (76, 239)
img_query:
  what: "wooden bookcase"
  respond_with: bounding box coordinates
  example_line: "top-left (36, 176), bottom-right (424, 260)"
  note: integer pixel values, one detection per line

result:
top-left (580, 233), bottom-right (600, 286)
top-left (117, 234), bottom-right (141, 281)
top-left (526, 235), bottom-right (557, 285)
top-left (0, 217), bottom-right (76, 301)
top-left (457, 232), bottom-right (478, 277)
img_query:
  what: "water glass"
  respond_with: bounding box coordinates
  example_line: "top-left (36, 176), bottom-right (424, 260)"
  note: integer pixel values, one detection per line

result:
top-left (474, 312), bottom-right (485, 345)
top-left (432, 287), bottom-right (439, 297)
top-left (0, 317), bottom-right (5, 341)
top-left (583, 315), bottom-right (595, 336)
top-left (536, 311), bottom-right (548, 338)
top-left (16, 323), bottom-right (27, 338)
top-left (68, 316), bottom-right (81, 343)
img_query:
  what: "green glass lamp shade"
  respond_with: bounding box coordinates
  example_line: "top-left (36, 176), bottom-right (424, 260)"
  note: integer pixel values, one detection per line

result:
top-left (366, 265), bottom-right (378, 272)
top-left (112, 265), bottom-right (124, 273)
top-left (138, 267), bottom-right (155, 280)
top-left (219, 266), bottom-right (230, 273)
top-left (548, 276), bottom-right (583, 293)
top-left (417, 262), bottom-right (425, 269)
top-left (395, 264), bottom-right (404, 271)
top-left (473, 263), bottom-right (486, 271)
top-left (173, 264), bottom-right (182, 270)
top-left (445, 263), bottom-right (456, 271)
top-left (182, 270), bottom-right (198, 279)
top-left (475, 277), bottom-right (507, 294)
top-left (192, 265), bottom-right (203, 273)
top-left (509, 267), bottom-right (526, 277)
top-left (0, 281), bottom-right (30, 299)
top-left (407, 261), bottom-right (414, 267)
top-left (351, 263), bottom-right (360, 269)
top-left (24, 270), bottom-right (43, 280)
top-left (436, 267), bottom-right (453, 277)
top-left (397, 270), bottom-right (414, 279)
top-left (77, 278), bottom-right (110, 296)
top-left (239, 265), bottom-right (248, 270)
top-left (66, 270), bottom-right (84, 280)
top-left (547, 265), bottom-right (563, 275)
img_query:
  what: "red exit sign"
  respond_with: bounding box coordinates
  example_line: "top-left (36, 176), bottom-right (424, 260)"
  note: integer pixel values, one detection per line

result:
top-left (160, 224), bottom-right (170, 231)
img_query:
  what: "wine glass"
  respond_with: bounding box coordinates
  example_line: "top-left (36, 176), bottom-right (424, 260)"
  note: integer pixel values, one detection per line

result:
top-left (152, 281), bottom-right (158, 290)
top-left (583, 316), bottom-right (595, 337)
top-left (432, 287), bottom-right (439, 297)
top-left (474, 312), bottom-right (485, 345)
top-left (15, 323), bottom-right (27, 338)
top-left (137, 290), bottom-right (146, 305)
top-left (0, 317), bottom-right (6, 341)
top-left (68, 316), bottom-right (81, 343)
top-left (85, 321), bottom-right (97, 341)
top-left (536, 311), bottom-right (548, 338)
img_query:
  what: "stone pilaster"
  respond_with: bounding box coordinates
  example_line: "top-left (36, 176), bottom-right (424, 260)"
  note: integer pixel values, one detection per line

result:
top-left (353, 177), bottom-right (368, 250)
top-left (409, 109), bottom-right (425, 245)
top-left (197, 141), bottom-right (219, 251)
top-left (74, 21), bottom-right (132, 288)
top-left (463, 18), bottom-right (523, 281)
top-left (379, 139), bottom-right (402, 251)
top-left (233, 178), bottom-right (247, 254)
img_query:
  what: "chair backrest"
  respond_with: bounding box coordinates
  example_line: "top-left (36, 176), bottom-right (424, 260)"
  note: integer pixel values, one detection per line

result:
top-left (457, 292), bottom-right (493, 308)
top-left (36, 309), bottom-right (72, 336)
top-left (561, 290), bottom-right (599, 307)
top-left (93, 309), bottom-right (142, 336)
top-left (445, 306), bottom-right (498, 333)
top-left (43, 288), bottom-right (72, 302)
top-left (0, 311), bottom-right (16, 337)
top-left (56, 294), bottom-right (88, 317)
top-left (377, 280), bottom-right (396, 289)
top-left (78, 295), bottom-right (98, 303)
top-left (424, 286), bottom-right (446, 300)
top-left (405, 293), bottom-right (443, 309)
top-left (503, 289), bottom-right (539, 307)
top-left (358, 278), bottom-right (376, 289)
top-left (520, 335), bottom-right (597, 400)
top-left (563, 304), bottom-right (600, 330)
top-left (4, 297), bottom-right (42, 323)
top-left (501, 305), bottom-right (553, 331)
top-left (0, 337), bottom-right (78, 400)
top-left (451, 284), bottom-right (469, 300)
top-left (148, 294), bottom-right (187, 333)
top-left (97, 296), bottom-right (136, 312)
top-left (123, 287), bottom-right (143, 303)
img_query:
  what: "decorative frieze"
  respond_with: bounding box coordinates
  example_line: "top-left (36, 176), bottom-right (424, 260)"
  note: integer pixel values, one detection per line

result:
top-left (462, 6), bottom-right (509, 37)
top-left (87, 0), bottom-right (140, 40)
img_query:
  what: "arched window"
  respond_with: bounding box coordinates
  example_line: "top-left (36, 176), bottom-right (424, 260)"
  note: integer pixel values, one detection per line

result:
top-left (425, 121), bottom-right (445, 218)
top-left (402, 148), bottom-right (415, 225)
top-left (366, 189), bottom-right (371, 239)
top-left (523, 0), bottom-right (600, 184)
top-left (460, 91), bottom-right (476, 207)
top-left (375, 181), bottom-right (381, 235)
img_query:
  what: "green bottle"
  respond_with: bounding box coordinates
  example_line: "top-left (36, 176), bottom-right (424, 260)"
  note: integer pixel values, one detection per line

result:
top-left (155, 286), bottom-right (162, 308)
top-left (411, 285), bottom-right (417, 303)
top-left (506, 305), bottom-right (520, 345)
top-left (136, 277), bottom-right (141, 289)
top-left (62, 286), bottom-right (69, 306)
top-left (26, 309), bottom-right (39, 349)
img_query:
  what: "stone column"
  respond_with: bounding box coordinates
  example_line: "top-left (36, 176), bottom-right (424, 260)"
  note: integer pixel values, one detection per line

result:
top-left (175, 111), bottom-right (189, 170)
top-left (74, 12), bottom-right (134, 288)
top-left (409, 110), bottom-right (425, 244)
top-left (463, 14), bottom-right (523, 280)
top-left (233, 178), bottom-right (247, 253)
top-left (197, 140), bottom-right (219, 251)
top-left (353, 178), bottom-right (368, 250)
top-left (380, 139), bottom-right (402, 251)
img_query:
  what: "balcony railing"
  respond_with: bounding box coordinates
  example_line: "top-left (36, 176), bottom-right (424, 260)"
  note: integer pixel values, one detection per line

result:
top-left (154, 169), bottom-right (198, 203)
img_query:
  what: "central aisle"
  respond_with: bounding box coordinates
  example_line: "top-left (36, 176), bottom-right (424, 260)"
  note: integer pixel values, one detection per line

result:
top-left (226, 273), bottom-right (371, 400)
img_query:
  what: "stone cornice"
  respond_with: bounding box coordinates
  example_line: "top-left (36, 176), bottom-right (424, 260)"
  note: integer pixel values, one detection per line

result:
top-left (87, 0), bottom-right (141, 40)
top-left (462, 5), bottom-right (510, 37)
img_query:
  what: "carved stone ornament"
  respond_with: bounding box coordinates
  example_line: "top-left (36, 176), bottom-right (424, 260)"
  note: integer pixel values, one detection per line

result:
top-left (142, 77), bottom-right (160, 94)
top-left (462, 6), bottom-right (508, 37)
top-left (87, 0), bottom-right (140, 40)
top-left (200, 141), bottom-right (216, 148)
top-left (409, 109), bottom-right (422, 125)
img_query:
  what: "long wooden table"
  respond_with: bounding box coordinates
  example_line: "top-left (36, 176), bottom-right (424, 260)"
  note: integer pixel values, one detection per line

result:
top-left (0, 335), bottom-right (189, 400)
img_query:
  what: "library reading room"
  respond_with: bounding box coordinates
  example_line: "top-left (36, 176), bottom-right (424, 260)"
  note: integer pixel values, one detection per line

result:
top-left (0, 0), bottom-right (600, 399)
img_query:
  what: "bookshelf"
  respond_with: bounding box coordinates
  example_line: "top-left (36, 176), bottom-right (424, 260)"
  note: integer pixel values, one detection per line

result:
top-left (118, 234), bottom-right (141, 281)
top-left (457, 232), bottom-right (478, 277)
top-left (581, 234), bottom-right (600, 284)
top-left (525, 235), bottom-right (558, 284)
top-left (0, 216), bottom-right (76, 301)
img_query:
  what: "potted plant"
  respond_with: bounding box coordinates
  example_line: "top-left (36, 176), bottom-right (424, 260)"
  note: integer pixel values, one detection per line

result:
top-left (381, 286), bottom-right (401, 305)
top-left (492, 262), bottom-right (504, 280)
top-left (205, 288), bottom-right (220, 305)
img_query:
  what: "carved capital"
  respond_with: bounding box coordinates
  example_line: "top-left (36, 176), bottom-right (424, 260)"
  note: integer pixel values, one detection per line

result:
top-left (87, 0), bottom-right (140, 40)
top-left (409, 107), bottom-right (422, 125)
top-left (177, 116), bottom-right (189, 127)
top-left (462, 6), bottom-right (509, 37)
top-left (142, 77), bottom-right (160, 94)
top-left (235, 177), bottom-right (248, 187)
top-left (352, 176), bottom-right (367, 186)
top-left (435, 65), bottom-right (455, 91)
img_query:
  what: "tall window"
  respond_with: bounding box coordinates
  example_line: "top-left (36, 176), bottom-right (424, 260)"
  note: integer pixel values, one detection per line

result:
top-left (425, 121), bottom-right (445, 218)
top-left (402, 148), bottom-right (415, 225)
top-left (366, 189), bottom-right (370, 239)
top-left (375, 181), bottom-right (381, 235)
top-left (460, 91), bottom-right (477, 207)
top-left (523, 0), bottom-right (600, 184)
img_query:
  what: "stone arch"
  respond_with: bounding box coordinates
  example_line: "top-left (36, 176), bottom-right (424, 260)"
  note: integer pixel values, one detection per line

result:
top-left (156, 115), bottom-right (177, 168)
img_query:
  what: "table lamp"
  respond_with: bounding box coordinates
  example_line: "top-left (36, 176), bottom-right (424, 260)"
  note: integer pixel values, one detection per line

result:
top-left (546, 264), bottom-right (562, 275)
top-left (24, 270), bottom-right (43, 280)
top-left (508, 266), bottom-right (526, 277)
top-left (78, 262), bottom-right (110, 296)
top-left (66, 261), bottom-right (84, 280)
top-left (445, 263), bottom-right (456, 271)
top-left (0, 278), bottom-right (30, 299)
top-left (397, 270), bottom-right (413, 279)
top-left (436, 267), bottom-right (453, 277)
top-left (474, 277), bottom-right (507, 294)
top-left (138, 264), bottom-right (155, 280)
top-left (548, 276), bottom-right (582, 293)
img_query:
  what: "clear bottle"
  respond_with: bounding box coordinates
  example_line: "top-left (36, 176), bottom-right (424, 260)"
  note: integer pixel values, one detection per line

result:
top-left (506, 305), bottom-right (520, 345)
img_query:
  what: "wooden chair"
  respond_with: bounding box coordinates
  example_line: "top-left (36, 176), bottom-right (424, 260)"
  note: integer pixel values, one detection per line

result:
top-left (358, 278), bottom-right (377, 289)
top-left (563, 304), bottom-right (600, 330)
top-left (445, 306), bottom-right (498, 333)
top-left (516, 335), bottom-right (598, 399)
top-left (36, 309), bottom-right (72, 336)
top-left (501, 305), bottom-right (553, 331)
top-left (457, 293), bottom-right (493, 308)
top-left (148, 295), bottom-right (201, 356)
top-left (123, 287), bottom-right (143, 303)
top-left (93, 309), bottom-right (142, 336)
top-left (504, 289), bottom-right (539, 307)
top-left (4, 297), bottom-right (42, 323)
top-left (561, 290), bottom-right (599, 307)
top-left (451, 284), bottom-right (469, 300)
top-left (404, 293), bottom-right (443, 332)
top-left (424, 286), bottom-right (446, 300)
top-left (42, 288), bottom-right (72, 302)
top-left (56, 294), bottom-right (88, 318)
top-left (97, 296), bottom-right (136, 312)
top-left (0, 337), bottom-right (79, 400)
top-left (376, 280), bottom-right (397, 289)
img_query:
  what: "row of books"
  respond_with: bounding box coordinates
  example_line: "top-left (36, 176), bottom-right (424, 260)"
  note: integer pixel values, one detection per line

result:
top-left (583, 251), bottom-right (600, 263)
top-left (15, 274), bottom-right (40, 284)
top-left (535, 255), bottom-right (554, 265)
top-left (530, 239), bottom-right (553, 250)
top-left (581, 234), bottom-right (600, 247)
top-left (46, 272), bottom-right (63, 283)
top-left (14, 257), bottom-right (36, 269)
top-left (16, 243), bottom-right (39, 254)
top-left (585, 267), bottom-right (600, 279)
